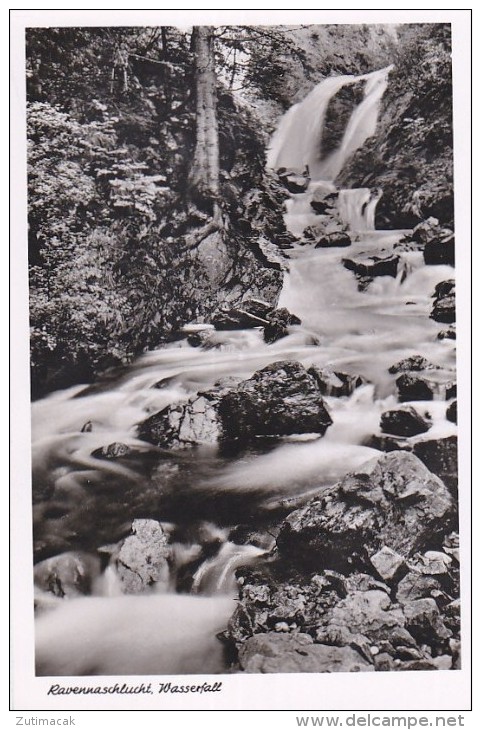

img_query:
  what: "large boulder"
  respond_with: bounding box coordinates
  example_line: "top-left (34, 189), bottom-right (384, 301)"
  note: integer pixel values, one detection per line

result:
top-left (218, 361), bottom-right (332, 441)
top-left (395, 373), bottom-right (456, 402)
top-left (315, 589), bottom-right (408, 652)
top-left (226, 560), bottom-right (458, 672)
top-left (113, 519), bottom-right (171, 594)
top-left (413, 437), bottom-right (458, 498)
top-left (138, 391), bottom-right (223, 448)
top-left (343, 251), bottom-right (399, 279)
top-left (138, 360), bottom-right (332, 448)
top-left (431, 295), bottom-right (456, 324)
top-left (409, 218), bottom-right (455, 266)
top-left (238, 633), bottom-right (373, 673)
top-left (277, 451), bottom-right (453, 573)
top-left (380, 406), bottom-right (432, 437)
top-left (227, 571), bottom-right (349, 646)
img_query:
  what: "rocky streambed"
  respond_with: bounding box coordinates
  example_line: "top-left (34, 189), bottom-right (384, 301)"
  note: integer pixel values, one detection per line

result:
top-left (32, 209), bottom-right (459, 676)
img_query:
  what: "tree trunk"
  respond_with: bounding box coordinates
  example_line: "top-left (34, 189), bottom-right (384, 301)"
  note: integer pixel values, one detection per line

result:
top-left (188, 26), bottom-right (220, 214)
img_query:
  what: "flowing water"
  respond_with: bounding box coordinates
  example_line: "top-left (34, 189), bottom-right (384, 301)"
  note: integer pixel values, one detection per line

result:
top-left (33, 67), bottom-right (456, 677)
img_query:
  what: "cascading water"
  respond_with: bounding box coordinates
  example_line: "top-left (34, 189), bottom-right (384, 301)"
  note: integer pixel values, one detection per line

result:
top-left (32, 65), bottom-right (456, 677)
top-left (268, 65), bottom-right (393, 232)
top-left (267, 66), bottom-right (393, 182)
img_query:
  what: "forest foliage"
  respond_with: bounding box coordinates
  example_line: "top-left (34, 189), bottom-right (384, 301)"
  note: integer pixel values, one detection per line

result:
top-left (338, 23), bottom-right (453, 227)
top-left (26, 23), bottom-right (453, 396)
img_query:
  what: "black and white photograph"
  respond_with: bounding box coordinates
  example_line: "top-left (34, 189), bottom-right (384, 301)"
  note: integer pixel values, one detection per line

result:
top-left (10, 8), bottom-right (472, 713)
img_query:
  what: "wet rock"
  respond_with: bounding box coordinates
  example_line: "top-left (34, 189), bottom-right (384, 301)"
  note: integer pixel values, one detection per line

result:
top-left (212, 307), bottom-right (269, 330)
top-left (229, 524), bottom-right (278, 551)
top-left (238, 633), bottom-right (373, 673)
top-left (424, 233), bottom-right (455, 266)
top-left (367, 435), bottom-right (412, 452)
top-left (303, 213), bottom-right (346, 243)
top-left (227, 570), bottom-right (345, 646)
top-left (413, 437), bottom-right (458, 498)
top-left (92, 442), bottom-right (138, 459)
top-left (395, 373), bottom-right (455, 402)
top-left (81, 420), bottom-right (93, 433)
top-left (138, 393), bottom-right (222, 448)
top-left (411, 218), bottom-right (453, 254)
top-left (431, 281), bottom-right (455, 324)
top-left (277, 166), bottom-right (311, 194)
top-left (431, 295), bottom-right (456, 324)
top-left (446, 383), bottom-right (457, 399)
top-left (402, 598), bottom-right (452, 650)
top-left (139, 360), bottom-right (332, 448)
top-left (396, 572), bottom-right (442, 606)
top-left (370, 546), bottom-right (406, 582)
top-left (240, 298), bottom-right (273, 319)
top-left (433, 280), bottom-right (455, 299)
top-left (277, 451), bottom-right (453, 573)
top-left (437, 327), bottom-right (456, 340)
top-left (218, 361), bottom-right (332, 441)
top-left (34, 551), bottom-right (101, 598)
top-left (308, 366), bottom-right (366, 397)
top-left (388, 356), bottom-right (440, 374)
top-left (393, 238), bottom-right (424, 253)
top-left (315, 232), bottom-right (352, 248)
top-left (380, 406), bottom-right (431, 437)
top-left (263, 307), bottom-right (302, 344)
top-left (115, 519), bottom-right (171, 594)
top-left (187, 329), bottom-right (219, 348)
top-left (446, 400), bottom-right (457, 424)
top-left (342, 251), bottom-right (399, 278)
top-left (310, 189), bottom-right (338, 214)
top-left (395, 374), bottom-right (435, 402)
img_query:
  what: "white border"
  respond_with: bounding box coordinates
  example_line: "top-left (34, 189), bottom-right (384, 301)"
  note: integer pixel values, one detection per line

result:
top-left (10, 7), bottom-right (472, 716)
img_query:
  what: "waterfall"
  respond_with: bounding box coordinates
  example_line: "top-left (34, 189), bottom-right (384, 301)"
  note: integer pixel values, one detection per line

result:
top-left (267, 76), bottom-right (358, 176)
top-left (267, 65), bottom-right (393, 233)
top-left (191, 542), bottom-right (267, 595)
top-left (337, 188), bottom-right (383, 232)
top-left (267, 66), bottom-right (393, 183)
